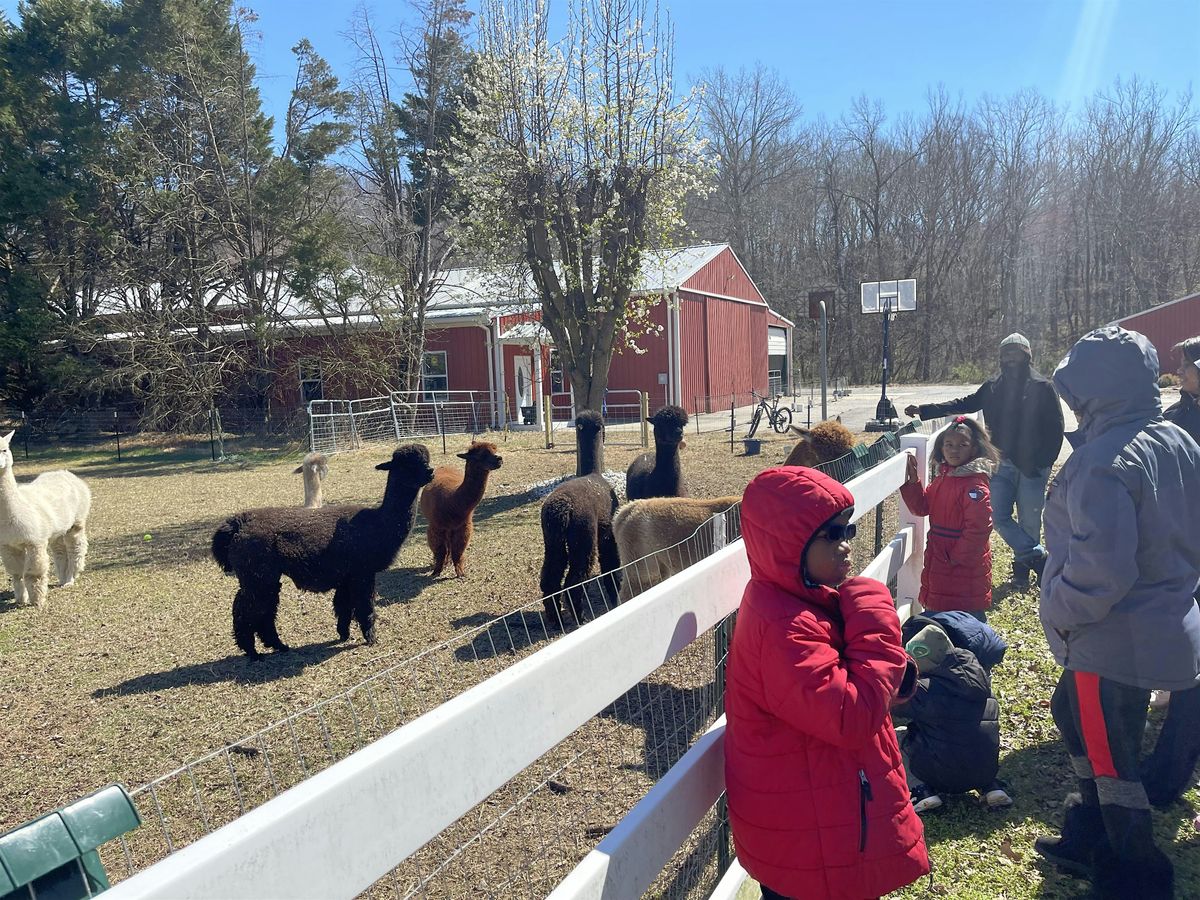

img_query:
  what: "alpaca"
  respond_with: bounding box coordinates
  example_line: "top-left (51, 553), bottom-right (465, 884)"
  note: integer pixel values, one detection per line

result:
top-left (614, 496), bottom-right (741, 601)
top-left (784, 417), bottom-right (855, 468)
top-left (0, 430), bottom-right (91, 607)
top-left (625, 405), bottom-right (689, 501)
top-left (211, 444), bottom-right (435, 658)
top-left (419, 441), bottom-right (504, 577)
top-left (540, 410), bottom-right (620, 629)
top-left (293, 452), bottom-right (329, 508)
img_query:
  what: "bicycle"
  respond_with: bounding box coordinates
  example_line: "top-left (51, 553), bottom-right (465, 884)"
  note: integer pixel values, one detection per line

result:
top-left (746, 389), bottom-right (793, 438)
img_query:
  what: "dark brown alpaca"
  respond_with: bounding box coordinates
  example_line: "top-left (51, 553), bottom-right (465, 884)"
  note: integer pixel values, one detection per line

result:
top-left (419, 442), bottom-right (504, 577)
top-left (539, 410), bottom-right (620, 629)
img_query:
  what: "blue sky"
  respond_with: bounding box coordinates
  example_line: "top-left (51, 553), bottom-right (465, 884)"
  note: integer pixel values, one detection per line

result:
top-left (4, 0), bottom-right (1199, 142)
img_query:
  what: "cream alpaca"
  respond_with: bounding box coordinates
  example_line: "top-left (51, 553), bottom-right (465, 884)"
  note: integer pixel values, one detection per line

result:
top-left (0, 430), bottom-right (91, 606)
top-left (294, 452), bottom-right (329, 508)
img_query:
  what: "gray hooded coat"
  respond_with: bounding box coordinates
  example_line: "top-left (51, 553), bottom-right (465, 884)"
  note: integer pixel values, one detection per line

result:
top-left (1040, 326), bottom-right (1200, 690)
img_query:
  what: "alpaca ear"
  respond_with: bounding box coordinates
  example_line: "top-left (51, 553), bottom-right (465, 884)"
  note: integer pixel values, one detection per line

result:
top-left (456, 452), bottom-right (470, 460)
top-left (835, 415), bottom-right (842, 423)
top-left (292, 465), bottom-right (304, 474)
top-left (375, 461), bottom-right (392, 471)
top-left (0, 431), bottom-right (12, 445)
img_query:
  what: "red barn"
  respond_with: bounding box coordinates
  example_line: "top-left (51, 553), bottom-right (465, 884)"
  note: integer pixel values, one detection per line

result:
top-left (272, 243), bottom-right (791, 428)
top-left (1113, 291), bottom-right (1200, 375)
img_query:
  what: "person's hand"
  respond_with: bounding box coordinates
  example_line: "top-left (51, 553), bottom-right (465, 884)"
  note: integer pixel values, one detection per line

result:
top-left (904, 405), bottom-right (920, 418)
top-left (905, 454), bottom-right (919, 484)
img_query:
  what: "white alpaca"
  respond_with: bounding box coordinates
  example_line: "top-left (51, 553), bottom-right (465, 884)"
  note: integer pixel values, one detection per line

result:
top-left (293, 452), bottom-right (328, 509)
top-left (0, 430), bottom-right (92, 607)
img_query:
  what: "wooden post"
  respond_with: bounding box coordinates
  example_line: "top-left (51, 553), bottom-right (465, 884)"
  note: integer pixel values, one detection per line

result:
top-left (544, 394), bottom-right (553, 449)
top-left (113, 410), bottom-right (121, 462)
top-left (640, 392), bottom-right (650, 448)
top-left (896, 432), bottom-right (930, 623)
top-left (729, 400), bottom-right (736, 454)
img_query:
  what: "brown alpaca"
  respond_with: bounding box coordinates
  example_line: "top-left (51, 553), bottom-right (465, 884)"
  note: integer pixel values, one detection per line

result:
top-left (784, 418), bottom-right (855, 467)
top-left (419, 442), bottom-right (504, 577)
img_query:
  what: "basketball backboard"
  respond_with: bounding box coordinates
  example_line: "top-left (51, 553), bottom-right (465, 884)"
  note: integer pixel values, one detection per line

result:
top-left (861, 279), bottom-right (917, 313)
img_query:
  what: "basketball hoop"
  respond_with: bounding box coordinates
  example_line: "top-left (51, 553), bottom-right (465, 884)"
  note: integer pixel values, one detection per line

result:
top-left (861, 280), bottom-right (917, 431)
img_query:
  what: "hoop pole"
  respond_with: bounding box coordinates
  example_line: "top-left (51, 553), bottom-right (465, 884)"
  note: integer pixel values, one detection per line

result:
top-left (819, 301), bottom-right (828, 421)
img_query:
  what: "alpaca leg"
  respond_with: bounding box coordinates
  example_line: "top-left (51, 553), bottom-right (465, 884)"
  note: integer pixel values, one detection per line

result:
top-left (232, 583), bottom-right (262, 658)
top-left (49, 537), bottom-right (69, 586)
top-left (333, 581), bottom-right (356, 642)
top-left (0, 545), bottom-right (26, 605)
top-left (597, 526), bottom-right (622, 607)
top-left (351, 574), bottom-right (378, 645)
top-left (23, 544), bottom-right (50, 608)
top-left (540, 538), bottom-right (569, 631)
top-left (64, 523), bottom-right (88, 584)
top-left (428, 525), bottom-right (449, 578)
top-left (563, 521), bottom-right (598, 626)
top-left (254, 580), bottom-right (289, 652)
top-left (449, 524), bottom-right (470, 578)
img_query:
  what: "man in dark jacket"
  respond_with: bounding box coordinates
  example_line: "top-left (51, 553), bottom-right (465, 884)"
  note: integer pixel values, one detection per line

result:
top-left (1035, 326), bottom-right (1200, 899)
top-left (905, 333), bottom-right (1064, 585)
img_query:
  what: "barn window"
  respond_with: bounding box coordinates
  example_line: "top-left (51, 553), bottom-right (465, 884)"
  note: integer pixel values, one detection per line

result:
top-left (298, 359), bottom-right (323, 404)
top-left (422, 351), bottom-right (449, 401)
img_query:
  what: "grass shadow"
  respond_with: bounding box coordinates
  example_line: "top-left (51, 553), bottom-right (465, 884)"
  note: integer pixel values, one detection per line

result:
top-left (599, 680), bottom-right (717, 781)
top-left (90, 520), bottom-right (219, 572)
top-left (451, 609), bottom-right (551, 662)
top-left (93, 639), bottom-right (350, 697)
top-left (376, 565), bottom-right (435, 607)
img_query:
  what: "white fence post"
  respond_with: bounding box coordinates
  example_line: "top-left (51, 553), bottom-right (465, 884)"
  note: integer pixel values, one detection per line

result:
top-left (896, 432), bottom-right (930, 622)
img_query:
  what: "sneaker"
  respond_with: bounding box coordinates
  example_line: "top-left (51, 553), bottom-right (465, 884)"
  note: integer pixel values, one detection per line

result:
top-left (910, 784), bottom-right (943, 814)
top-left (1149, 690), bottom-right (1171, 709)
top-left (984, 781), bottom-right (1013, 810)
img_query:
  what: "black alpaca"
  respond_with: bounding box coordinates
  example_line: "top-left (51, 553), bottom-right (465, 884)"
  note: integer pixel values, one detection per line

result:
top-left (540, 410), bottom-right (620, 629)
top-left (211, 444), bottom-right (435, 658)
top-left (625, 405), bottom-right (689, 500)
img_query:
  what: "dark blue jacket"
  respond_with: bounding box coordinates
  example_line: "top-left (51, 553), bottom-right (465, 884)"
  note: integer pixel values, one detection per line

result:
top-left (1040, 326), bottom-right (1200, 690)
top-left (903, 611), bottom-right (1007, 671)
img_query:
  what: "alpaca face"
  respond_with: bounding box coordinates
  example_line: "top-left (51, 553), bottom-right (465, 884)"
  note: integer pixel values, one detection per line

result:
top-left (647, 406), bottom-right (688, 445)
top-left (376, 444), bottom-right (436, 485)
top-left (457, 442), bottom-right (504, 471)
top-left (0, 431), bottom-right (12, 471)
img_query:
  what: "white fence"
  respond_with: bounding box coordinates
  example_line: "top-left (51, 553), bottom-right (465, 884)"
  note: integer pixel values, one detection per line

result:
top-left (103, 427), bottom-right (944, 900)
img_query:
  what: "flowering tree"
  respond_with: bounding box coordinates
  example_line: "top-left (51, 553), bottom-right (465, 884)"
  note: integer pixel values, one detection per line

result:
top-left (455, 0), bottom-right (709, 413)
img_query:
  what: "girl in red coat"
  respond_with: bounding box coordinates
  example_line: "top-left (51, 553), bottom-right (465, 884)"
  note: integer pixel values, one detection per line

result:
top-left (901, 416), bottom-right (1000, 618)
top-left (725, 466), bottom-right (930, 900)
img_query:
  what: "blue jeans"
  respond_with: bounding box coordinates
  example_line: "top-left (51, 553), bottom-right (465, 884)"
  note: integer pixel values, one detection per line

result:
top-left (990, 458), bottom-right (1048, 563)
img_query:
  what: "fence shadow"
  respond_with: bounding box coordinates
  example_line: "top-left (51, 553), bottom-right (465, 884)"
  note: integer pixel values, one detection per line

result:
top-left (599, 679), bottom-right (718, 781)
top-left (93, 639), bottom-right (349, 697)
top-left (451, 609), bottom-right (552, 662)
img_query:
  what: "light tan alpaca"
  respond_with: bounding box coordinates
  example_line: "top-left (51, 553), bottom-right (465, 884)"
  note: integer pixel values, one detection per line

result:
top-left (293, 452), bottom-right (329, 509)
top-left (614, 495), bottom-right (741, 602)
top-left (784, 417), bottom-right (854, 468)
top-left (0, 430), bottom-right (91, 607)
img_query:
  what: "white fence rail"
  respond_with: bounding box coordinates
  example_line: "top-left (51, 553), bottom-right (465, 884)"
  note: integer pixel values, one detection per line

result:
top-left (104, 423), bottom-right (952, 900)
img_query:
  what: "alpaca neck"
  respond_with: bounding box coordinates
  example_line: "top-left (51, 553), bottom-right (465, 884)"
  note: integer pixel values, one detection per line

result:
top-left (654, 442), bottom-right (680, 472)
top-left (303, 472), bottom-right (323, 508)
top-left (577, 439), bottom-right (604, 477)
top-left (0, 466), bottom-right (17, 505)
top-left (380, 477), bottom-right (421, 519)
top-left (456, 465), bottom-right (491, 508)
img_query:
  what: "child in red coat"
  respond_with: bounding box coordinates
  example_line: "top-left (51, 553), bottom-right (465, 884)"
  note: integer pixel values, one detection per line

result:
top-left (901, 416), bottom-right (1000, 618)
top-left (725, 466), bottom-right (929, 900)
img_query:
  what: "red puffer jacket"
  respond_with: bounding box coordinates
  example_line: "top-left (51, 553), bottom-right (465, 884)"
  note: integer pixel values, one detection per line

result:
top-left (725, 467), bottom-right (929, 900)
top-left (900, 459), bottom-right (993, 613)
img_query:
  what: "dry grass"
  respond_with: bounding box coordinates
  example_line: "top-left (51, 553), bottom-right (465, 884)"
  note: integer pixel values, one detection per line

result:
top-left (0, 426), bottom-right (805, 838)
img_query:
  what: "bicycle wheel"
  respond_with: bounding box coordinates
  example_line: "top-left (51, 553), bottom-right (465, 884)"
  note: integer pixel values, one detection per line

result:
top-left (746, 408), bottom-right (763, 438)
top-left (772, 407), bottom-right (793, 434)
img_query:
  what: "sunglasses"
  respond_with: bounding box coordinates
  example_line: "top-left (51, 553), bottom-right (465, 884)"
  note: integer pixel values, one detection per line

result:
top-left (816, 523), bottom-right (857, 542)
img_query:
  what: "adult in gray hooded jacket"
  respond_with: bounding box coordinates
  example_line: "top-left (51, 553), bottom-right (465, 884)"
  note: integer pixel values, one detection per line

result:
top-left (1034, 326), bottom-right (1200, 899)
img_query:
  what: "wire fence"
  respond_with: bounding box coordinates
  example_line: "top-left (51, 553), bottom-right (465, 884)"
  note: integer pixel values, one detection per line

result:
top-left (308, 392), bottom-right (501, 455)
top-left (549, 389), bottom-right (647, 449)
top-left (94, 420), bottom-right (925, 897)
top-left (0, 404), bottom-right (309, 463)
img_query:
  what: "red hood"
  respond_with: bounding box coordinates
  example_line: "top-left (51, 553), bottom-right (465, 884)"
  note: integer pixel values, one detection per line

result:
top-left (740, 466), bottom-right (855, 607)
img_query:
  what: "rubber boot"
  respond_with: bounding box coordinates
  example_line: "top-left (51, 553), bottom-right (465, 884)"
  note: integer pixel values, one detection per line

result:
top-left (1034, 803), bottom-right (1105, 877)
top-left (1093, 807), bottom-right (1174, 900)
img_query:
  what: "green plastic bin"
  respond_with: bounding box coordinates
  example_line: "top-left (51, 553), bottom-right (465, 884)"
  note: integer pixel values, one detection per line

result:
top-left (0, 785), bottom-right (140, 900)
